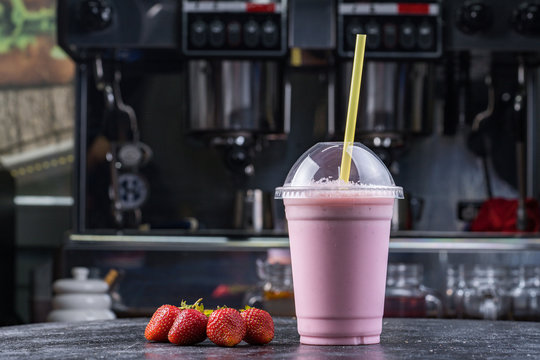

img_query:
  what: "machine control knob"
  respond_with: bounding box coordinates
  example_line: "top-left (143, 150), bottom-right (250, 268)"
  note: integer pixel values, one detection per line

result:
top-left (365, 21), bottom-right (381, 50)
top-left (190, 20), bottom-right (208, 48)
top-left (209, 20), bottom-right (226, 48)
top-left (456, 1), bottom-right (492, 34)
top-left (244, 20), bottom-right (260, 48)
top-left (346, 22), bottom-right (364, 50)
top-left (383, 23), bottom-right (398, 49)
top-left (261, 20), bottom-right (279, 48)
top-left (512, 2), bottom-right (540, 35)
top-left (79, 0), bottom-right (113, 32)
top-left (417, 22), bottom-right (435, 50)
top-left (227, 21), bottom-right (242, 47)
top-left (399, 22), bottom-right (416, 50)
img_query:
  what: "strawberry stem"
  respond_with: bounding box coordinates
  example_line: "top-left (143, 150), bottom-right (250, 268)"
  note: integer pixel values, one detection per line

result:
top-left (179, 298), bottom-right (205, 312)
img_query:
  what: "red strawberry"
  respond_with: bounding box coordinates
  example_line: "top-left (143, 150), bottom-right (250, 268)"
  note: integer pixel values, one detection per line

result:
top-left (145, 305), bottom-right (181, 342)
top-left (206, 308), bottom-right (246, 347)
top-left (168, 309), bottom-right (208, 345)
top-left (240, 307), bottom-right (274, 345)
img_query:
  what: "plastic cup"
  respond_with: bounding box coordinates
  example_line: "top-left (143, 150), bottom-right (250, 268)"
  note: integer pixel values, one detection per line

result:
top-left (275, 142), bottom-right (403, 345)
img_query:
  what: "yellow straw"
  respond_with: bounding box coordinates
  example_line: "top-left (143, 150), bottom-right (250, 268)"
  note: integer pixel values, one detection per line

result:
top-left (339, 34), bottom-right (366, 182)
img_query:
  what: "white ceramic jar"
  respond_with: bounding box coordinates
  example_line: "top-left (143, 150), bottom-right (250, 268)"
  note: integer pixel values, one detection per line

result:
top-left (47, 267), bottom-right (116, 322)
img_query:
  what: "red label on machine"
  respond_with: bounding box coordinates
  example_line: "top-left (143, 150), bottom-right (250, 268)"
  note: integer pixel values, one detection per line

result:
top-left (397, 3), bottom-right (430, 15)
top-left (246, 3), bottom-right (276, 12)
top-left (184, 1), bottom-right (281, 13)
top-left (338, 2), bottom-right (439, 16)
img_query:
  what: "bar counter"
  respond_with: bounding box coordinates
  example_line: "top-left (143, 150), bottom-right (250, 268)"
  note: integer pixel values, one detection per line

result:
top-left (1, 317), bottom-right (539, 359)
top-left (67, 232), bottom-right (540, 252)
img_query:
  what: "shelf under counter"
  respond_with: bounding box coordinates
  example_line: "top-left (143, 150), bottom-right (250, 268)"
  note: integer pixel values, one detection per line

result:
top-left (67, 231), bottom-right (540, 252)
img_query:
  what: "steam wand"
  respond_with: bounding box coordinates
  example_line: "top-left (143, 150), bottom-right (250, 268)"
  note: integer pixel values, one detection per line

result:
top-left (112, 69), bottom-right (140, 143)
top-left (471, 75), bottom-right (495, 199)
top-left (93, 57), bottom-right (148, 227)
top-left (514, 57), bottom-right (528, 231)
top-left (93, 57), bottom-right (140, 142)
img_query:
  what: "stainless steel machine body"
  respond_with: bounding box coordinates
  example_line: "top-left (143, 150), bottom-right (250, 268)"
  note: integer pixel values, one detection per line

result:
top-left (57, 0), bottom-right (540, 234)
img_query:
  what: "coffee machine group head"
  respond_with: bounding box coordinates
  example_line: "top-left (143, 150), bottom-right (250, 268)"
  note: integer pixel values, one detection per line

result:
top-left (181, 0), bottom-right (289, 178)
top-left (336, 0), bottom-right (443, 170)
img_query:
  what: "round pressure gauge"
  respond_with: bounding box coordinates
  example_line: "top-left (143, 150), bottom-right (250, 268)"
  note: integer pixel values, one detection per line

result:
top-left (116, 173), bottom-right (148, 210)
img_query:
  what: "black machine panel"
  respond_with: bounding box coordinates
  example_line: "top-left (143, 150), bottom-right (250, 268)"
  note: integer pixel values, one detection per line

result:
top-left (181, 0), bottom-right (288, 57)
top-left (447, 0), bottom-right (540, 51)
top-left (337, 0), bottom-right (443, 59)
top-left (57, 0), bottom-right (179, 59)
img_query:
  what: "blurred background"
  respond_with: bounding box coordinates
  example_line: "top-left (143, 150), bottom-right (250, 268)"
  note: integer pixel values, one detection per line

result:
top-left (0, 0), bottom-right (74, 324)
top-left (1, 0), bottom-right (540, 325)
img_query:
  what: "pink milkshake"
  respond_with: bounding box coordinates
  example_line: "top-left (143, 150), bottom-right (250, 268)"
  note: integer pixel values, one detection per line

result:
top-left (276, 142), bottom-right (402, 345)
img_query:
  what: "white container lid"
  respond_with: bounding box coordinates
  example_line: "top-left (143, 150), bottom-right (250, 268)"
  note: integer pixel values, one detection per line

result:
top-left (275, 142), bottom-right (403, 199)
top-left (53, 267), bottom-right (109, 294)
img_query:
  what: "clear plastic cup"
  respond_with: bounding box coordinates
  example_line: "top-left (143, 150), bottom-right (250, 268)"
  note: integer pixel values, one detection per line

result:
top-left (275, 142), bottom-right (403, 345)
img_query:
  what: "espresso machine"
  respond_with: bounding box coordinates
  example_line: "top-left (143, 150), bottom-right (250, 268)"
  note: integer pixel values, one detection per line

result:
top-left (336, 0), bottom-right (540, 232)
top-left (335, 0), bottom-right (443, 230)
top-left (58, 0), bottom-right (296, 233)
top-left (58, 0), bottom-right (540, 235)
top-left (398, 0), bottom-right (540, 232)
top-left (58, 0), bottom-right (540, 236)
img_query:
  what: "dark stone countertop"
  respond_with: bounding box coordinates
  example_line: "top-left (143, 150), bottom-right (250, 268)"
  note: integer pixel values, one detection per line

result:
top-left (1, 317), bottom-right (539, 359)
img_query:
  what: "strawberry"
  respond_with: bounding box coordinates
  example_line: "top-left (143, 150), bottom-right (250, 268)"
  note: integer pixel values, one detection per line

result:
top-left (240, 307), bottom-right (274, 345)
top-left (144, 305), bottom-right (181, 342)
top-left (168, 308), bottom-right (208, 345)
top-left (206, 308), bottom-right (246, 347)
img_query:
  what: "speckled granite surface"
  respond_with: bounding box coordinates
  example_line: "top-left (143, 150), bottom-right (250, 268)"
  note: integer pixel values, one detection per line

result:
top-left (0, 317), bottom-right (539, 359)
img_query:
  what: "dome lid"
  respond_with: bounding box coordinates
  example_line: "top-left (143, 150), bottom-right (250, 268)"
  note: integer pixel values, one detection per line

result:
top-left (275, 142), bottom-right (403, 199)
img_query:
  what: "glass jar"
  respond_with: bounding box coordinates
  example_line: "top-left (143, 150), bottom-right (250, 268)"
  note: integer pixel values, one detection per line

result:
top-left (445, 264), bottom-right (466, 318)
top-left (463, 266), bottom-right (511, 320)
top-left (384, 263), bottom-right (442, 318)
top-left (510, 266), bottom-right (540, 321)
top-left (246, 249), bottom-right (295, 316)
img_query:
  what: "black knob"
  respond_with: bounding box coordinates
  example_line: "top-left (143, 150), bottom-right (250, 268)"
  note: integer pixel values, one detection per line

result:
top-left (512, 2), bottom-right (540, 35)
top-left (417, 22), bottom-right (435, 50)
top-left (226, 146), bottom-right (253, 174)
top-left (261, 20), bottom-right (279, 48)
top-left (383, 23), bottom-right (398, 49)
top-left (209, 20), bottom-right (225, 48)
top-left (365, 21), bottom-right (381, 50)
top-left (399, 22), bottom-right (416, 50)
top-left (244, 20), bottom-right (260, 48)
top-left (227, 21), bottom-right (242, 47)
top-left (190, 20), bottom-right (207, 48)
top-left (346, 22), bottom-right (364, 50)
top-left (456, 1), bottom-right (492, 34)
top-left (80, 0), bottom-right (113, 31)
